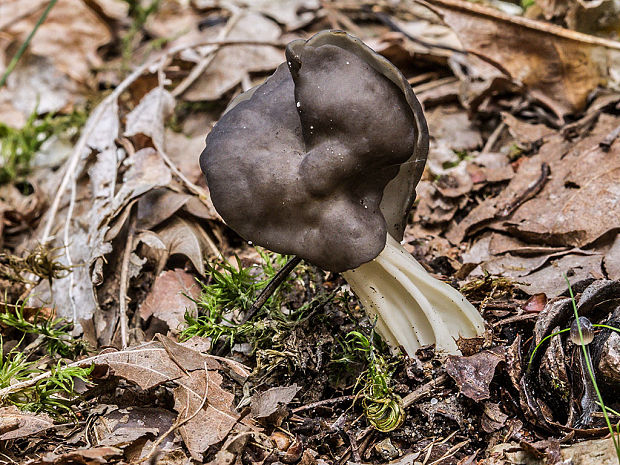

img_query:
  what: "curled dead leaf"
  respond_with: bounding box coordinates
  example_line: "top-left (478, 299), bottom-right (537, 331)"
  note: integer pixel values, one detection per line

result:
top-left (420, 0), bottom-right (620, 115)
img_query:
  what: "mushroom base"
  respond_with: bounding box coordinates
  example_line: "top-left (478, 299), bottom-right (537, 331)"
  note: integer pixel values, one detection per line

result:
top-left (342, 235), bottom-right (485, 356)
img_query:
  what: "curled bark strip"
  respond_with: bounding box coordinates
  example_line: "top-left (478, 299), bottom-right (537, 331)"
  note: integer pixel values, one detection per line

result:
top-left (495, 162), bottom-right (550, 219)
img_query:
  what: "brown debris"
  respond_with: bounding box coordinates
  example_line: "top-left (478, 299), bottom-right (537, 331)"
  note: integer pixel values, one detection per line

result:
top-left (445, 346), bottom-right (506, 401)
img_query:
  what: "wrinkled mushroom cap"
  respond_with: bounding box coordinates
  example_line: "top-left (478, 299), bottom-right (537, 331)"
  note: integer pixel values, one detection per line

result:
top-left (200, 30), bottom-right (428, 272)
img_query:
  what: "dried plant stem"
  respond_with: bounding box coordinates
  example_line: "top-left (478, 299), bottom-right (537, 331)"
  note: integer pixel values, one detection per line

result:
top-left (63, 176), bottom-right (78, 322)
top-left (118, 209), bottom-right (137, 349)
top-left (171, 12), bottom-right (242, 97)
top-left (402, 373), bottom-right (449, 408)
top-left (241, 256), bottom-right (302, 324)
top-left (0, 0), bottom-right (58, 88)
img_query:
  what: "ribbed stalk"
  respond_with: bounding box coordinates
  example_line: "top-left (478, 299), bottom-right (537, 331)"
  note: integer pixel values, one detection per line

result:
top-left (343, 234), bottom-right (484, 356)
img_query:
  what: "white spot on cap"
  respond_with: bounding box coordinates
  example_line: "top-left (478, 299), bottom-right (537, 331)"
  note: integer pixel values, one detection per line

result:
top-left (296, 102), bottom-right (301, 108)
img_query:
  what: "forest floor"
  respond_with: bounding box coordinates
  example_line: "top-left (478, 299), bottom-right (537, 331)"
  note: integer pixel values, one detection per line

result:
top-left (0, 0), bottom-right (620, 464)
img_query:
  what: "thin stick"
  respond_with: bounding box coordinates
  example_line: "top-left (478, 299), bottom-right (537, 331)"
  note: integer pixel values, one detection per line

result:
top-left (292, 395), bottom-right (355, 413)
top-left (140, 361), bottom-right (211, 463)
top-left (171, 12), bottom-right (242, 97)
top-left (482, 121), bottom-right (506, 154)
top-left (345, 427), bottom-right (361, 462)
top-left (600, 124), bottom-right (620, 152)
top-left (241, 256), bottom-right (302, 323)
top-left (0, 0), bottom-right (58, 88)
top-left (495, 162), bottom-right (550, 218)
top-left (402, 373), bottom-right (449, 408)
top-left (119, 209), bottom-right (137, 349)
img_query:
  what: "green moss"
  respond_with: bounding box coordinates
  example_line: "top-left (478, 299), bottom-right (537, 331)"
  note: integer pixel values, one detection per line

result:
top-left (0, 108), bottom-right (86, 184)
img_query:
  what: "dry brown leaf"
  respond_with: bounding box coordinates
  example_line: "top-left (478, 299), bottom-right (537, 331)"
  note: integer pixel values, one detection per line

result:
top-left (515, 253), bottom-right (603, 296)
top-left (448, 114), bottom-right (620, 246)
top-left (445, 346), bottom-right (506, 401)
top-left (0, 406), bottom-right (53, 440)
top-left (146, 0), bottom-right (203, 47)
top-left (173, 368), bottom-right (240, 459)
top-left (184, 11), bottom-right (284, 101)
top-left (414, 181), bottom-right (462, 225)
top-left (420, 0), bottom-right (620, 115)
top-left (2, 0), bottom-right (111, 83)
top-left (481, 402), bottom-right (509, 433)
top-left (250, 384), bottom-right (300, 420)
top-left (93, 406), bottom-right (177, 450)
top-left (243, 0), bottom-right (320, 30)
top-left (560, 437), bottom-right (620, 464)
top-left (164, 129), bottom-right (210, 185)
top-left (605, 233), bottom-right (620, 280)
top-left (154, 216), bottom-right (216, 275)
top-left (466, 249), bottom-right (603, 296)
top-left (497, 119), bottom-right (620, 246)
top-left (94, 341), bottom-right (187, 389)
top-left (93, 337), bottom-right (245, 459)
top-left (136, 188), bottom-right (193, 230)
top-left (125, 87), bottom-right (176, 150)
top-left (28, 447), bottom-right (122, 465)
top-left (139, 268), bottom-right (201, 334)
top-left (109, 148), bottom-right (173, 217)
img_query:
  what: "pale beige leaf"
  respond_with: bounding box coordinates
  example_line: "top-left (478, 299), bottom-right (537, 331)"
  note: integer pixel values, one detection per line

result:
top-left (3, 0), bottom-right (111, 83)
top-left (184, 12), bottom-right (284, 101)
top-left (139, 269), bottom-right (201, 334)
top-left (0, 406), bottom-right (54, 440)
top-left (155, 217), bottom-right (215, 275)
top-left (4, 55), bottom-right (79, 117)
top-left (93, 342), bottom-right (187, 390)
top-left (124, 88), bottom-right (175, 150)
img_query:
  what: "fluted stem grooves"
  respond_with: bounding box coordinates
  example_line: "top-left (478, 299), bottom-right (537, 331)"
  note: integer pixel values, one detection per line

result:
top-left (343, 234), bottom-right (484, 356)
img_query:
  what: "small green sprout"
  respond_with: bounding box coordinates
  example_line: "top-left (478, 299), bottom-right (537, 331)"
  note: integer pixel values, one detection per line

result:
top-left (340, 330), bottom-right (404, 432)
top-left (0, 339), bottom-right (92, 418)
top-left (0, 301), bottom-right (88, 359)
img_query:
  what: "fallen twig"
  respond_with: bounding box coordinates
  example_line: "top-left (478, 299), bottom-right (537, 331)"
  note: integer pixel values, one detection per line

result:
top-left (171, 12), bottom-right (242, 98)
top-left (403, 373), bottom-right (449, 408)
top-left (292, 395), bottom-right (355, 414)
top-left (140, 361), bottom-right (210, 463)
top-left (600, 124), bottom-right (620, 151)
top-left (495, 162), bottom-right (550, 219)
top-left (118, 207), bottom-right (137, 349)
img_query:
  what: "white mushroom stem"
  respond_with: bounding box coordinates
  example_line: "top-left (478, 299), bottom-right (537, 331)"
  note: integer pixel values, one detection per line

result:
top-left (342, 234), bottom-right (485, 356)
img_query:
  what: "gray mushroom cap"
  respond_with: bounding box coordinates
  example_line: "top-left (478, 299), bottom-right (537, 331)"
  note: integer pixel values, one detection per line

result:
top-left (200, 30), bottom-right (429, 272)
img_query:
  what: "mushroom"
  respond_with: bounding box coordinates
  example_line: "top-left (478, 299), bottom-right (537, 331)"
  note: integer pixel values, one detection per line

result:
top-left (200, 30), bottom-right (484, 356)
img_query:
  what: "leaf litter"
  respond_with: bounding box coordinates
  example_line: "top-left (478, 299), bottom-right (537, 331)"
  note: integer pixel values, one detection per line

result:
top-left (1, 0), bottom-right (620, 464)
